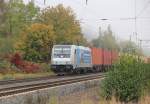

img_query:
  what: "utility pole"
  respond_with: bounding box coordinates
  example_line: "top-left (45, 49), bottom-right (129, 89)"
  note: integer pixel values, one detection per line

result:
top-left (129, 35), bottom-right (132, 41)
top-left (99, 26), bottom-right (101, 36)
top-left (134, 0), bottom-right (138, 45)
top-left (86, 0), bottom-right (88, 5)
top-left (138, 39), bottom-right (142, 49)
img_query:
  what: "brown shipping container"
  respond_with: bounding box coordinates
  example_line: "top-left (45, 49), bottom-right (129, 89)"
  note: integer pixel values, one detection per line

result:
top-left (91, 47), bottom-right (103, 65)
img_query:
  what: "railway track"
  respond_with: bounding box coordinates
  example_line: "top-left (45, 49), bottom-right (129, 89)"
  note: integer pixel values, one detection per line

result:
top-left (0, 73), bottom-right (105, 85)
top-left (0, 75), bottom-right (57, 85)
top-left (0, 73), bottom-right (105, 97)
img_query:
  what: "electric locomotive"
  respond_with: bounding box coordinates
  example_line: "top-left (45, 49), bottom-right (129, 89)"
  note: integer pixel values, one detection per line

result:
top-left (51, 45), bottom-right (92, 74)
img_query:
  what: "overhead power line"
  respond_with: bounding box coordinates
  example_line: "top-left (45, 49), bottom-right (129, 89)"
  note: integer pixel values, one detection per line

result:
top-left (99, 17), bottom-right (150, 22)
top-left (73, 0), bottom-right (101, 20)
top-left (137, 0), bottom-right (150, 17)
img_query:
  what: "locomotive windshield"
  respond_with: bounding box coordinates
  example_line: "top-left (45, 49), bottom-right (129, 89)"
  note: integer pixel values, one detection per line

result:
top-left (53, 46), bottom-right (71, 58)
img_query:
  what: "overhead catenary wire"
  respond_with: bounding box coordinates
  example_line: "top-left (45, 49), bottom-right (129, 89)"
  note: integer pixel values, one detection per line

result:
top-left (137, 0), bottom-right (150, 17)
top-left (74, 0), bottom-right (150, 46)
top-left (73, 0), bottom-right (103, 20)
top-left (31, 0), bottom-right (150, 47)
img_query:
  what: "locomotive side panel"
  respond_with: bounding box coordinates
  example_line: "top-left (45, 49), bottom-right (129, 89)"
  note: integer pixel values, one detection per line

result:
top-left (75, 46), bottom-right (92, 69)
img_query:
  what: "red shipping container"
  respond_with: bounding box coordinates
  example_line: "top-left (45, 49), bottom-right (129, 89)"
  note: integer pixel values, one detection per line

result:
top-left (108, 51), bottom-right (111, 65)
top-left (91, 47), bottom-right (118, 67)
top-left (91, 47), bottom-right (103, 65)
top-left (108, 50), bottom-right (111, 65)
top-left (103, 49), bottom-right (107, 65)
top-left (103, 50), bottom-right (112, 66)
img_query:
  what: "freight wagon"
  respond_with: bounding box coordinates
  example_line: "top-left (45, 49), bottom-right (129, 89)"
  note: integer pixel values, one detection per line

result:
top-left (51, 45), bottom-right (118, 74)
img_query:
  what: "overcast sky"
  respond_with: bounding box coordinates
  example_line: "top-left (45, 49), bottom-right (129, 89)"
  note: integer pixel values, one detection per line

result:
top-left (25, 0), bottom-right (150, 49)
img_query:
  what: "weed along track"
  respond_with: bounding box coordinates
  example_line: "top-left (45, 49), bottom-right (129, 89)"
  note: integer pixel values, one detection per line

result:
top-left (0, 73), bottom-right (105, 97)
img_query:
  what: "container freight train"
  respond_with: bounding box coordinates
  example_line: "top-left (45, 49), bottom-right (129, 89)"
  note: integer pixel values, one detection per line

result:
top-left (51, 45), bottom-right (118, 74)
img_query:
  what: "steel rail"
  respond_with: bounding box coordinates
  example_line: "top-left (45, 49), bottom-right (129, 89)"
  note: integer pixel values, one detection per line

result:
top-left (0, 73), bottom-right (104, 85)
top-left (0, 74), bottom-right (104, 97)
top-left (0, 75), bottom-right (58, 85)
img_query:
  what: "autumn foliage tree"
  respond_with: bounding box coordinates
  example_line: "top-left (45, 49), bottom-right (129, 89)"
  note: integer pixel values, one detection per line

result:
top-left (38, 4), bottom-right (87, 45)
top-left (19, 23), bottom-right (55, 62)
top-left (16, 4), bottom-right (87, 63)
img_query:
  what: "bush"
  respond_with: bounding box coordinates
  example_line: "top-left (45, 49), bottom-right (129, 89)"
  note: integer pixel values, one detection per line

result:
top-left (10, 53), bottom-right (23, 67)
top-left (10, 53), bottom-right (40, 73)
top-left (21, 61), bottom-right (40, 73)
top-left (0, 60), bottom-right (11, 73)
top-left (101, 55), bottom-right (150, 103)
top-left (40, 63), bottom-right (51, 72)
top-left (143, 64), bottom-right (150, 93)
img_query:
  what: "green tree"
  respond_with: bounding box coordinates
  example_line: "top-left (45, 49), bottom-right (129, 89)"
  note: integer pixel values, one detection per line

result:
top-left (19, 23), bottom-right (55, 62)
top-left (101, 55), bottom-right (150, 102)
top-left (0, 0), bottom-right (7, 36)
top-left (120, 40), bottom-right (143, 55)
top-left (38, 4), bottom-right (86, 45)
top-left (0, 0), bottom-right (39, 36)
top-left (92, 26), bottom-right (119, 50)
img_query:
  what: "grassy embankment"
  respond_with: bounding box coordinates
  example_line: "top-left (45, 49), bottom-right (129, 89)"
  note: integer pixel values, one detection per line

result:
top-left (0, 71), bottom-right (54, 80)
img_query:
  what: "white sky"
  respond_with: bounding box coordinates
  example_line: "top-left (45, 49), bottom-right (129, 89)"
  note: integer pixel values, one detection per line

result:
top-left (25, 0), bottom-right (150, 51)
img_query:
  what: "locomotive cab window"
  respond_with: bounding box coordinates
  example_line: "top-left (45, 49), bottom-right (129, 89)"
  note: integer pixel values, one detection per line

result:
top-left (53, 46), bottom-right (71, 58)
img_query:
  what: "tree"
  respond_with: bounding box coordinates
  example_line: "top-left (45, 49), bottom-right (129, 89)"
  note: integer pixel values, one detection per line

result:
top-left (0, 0), bottom-right (7, 35)
top-left (92, 26), bottom-right (119, 50)
top-left (120, 40), bottom-right (143, 55)
top-left (101, 55), bottom-right (148, 102)
top-left (19, 23), bottom-right (55, 62)
top-left (38, 4), bottom-right (86, 45)
top-left (0, 0), bottom-right (6, 21)
top-left (0, 0), bottom-right (39, 36)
